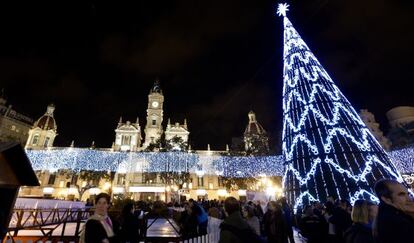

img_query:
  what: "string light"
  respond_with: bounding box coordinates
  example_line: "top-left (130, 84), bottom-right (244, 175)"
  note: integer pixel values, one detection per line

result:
top-left (278, 3), bottom-right (405, 212)
top-left (25, 148), bottom-right (285, 177)
top-left (25, 147), bottom-right (413, 177)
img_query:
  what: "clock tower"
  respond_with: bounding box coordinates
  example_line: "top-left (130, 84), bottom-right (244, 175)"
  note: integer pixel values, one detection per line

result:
top-left (143, 78), bottom-right (164, 148)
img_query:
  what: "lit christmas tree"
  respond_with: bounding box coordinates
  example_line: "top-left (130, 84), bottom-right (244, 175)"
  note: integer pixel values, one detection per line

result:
top-left (278, 3), bottom-right (404, 211)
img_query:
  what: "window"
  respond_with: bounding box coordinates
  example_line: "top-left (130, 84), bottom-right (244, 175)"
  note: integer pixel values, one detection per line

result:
top-left (117, 174), bottom-right (126, 185)
top-left (198, 177), bottom-right (204, 187)
top-left (32, 135), bottom-right (39, 145)
top-left (48, 174), bottom-right (56, 185)
top-left (218, 177), bottom-right (224, 187)
top-left (44, 137), bottom-right (50, 147)
top-left (121, 135), bottom-right (131, 145)
top-left (152, 119), bottom-right (156, 125)
top-left (71, 175), bottom-right (78, 185)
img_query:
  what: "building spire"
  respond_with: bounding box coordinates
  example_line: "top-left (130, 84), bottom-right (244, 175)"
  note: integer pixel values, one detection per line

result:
top-left (151, 77), bottom-right (162, 94)
top-left (248, 110), bottom-right (256, 123)
top-left (46, 103), bottom-right (55, 116)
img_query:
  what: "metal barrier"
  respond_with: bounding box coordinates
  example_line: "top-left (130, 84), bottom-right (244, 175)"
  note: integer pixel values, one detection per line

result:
top-left (6, 208), bottom-right (91, 242)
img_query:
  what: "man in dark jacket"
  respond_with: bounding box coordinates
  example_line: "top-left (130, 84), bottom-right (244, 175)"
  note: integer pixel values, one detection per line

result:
top-left (329, 199), bottom-right (352, 243)
top-left (299, 205), bottom-right (327, 243)
top-left (373, 179), bottom-right (414, 243)
top-left (219, 197), bottom-right (262, 243)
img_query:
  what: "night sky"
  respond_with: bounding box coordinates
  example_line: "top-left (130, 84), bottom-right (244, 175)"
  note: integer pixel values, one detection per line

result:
top-left (1, 1), bottom-right (413, 150)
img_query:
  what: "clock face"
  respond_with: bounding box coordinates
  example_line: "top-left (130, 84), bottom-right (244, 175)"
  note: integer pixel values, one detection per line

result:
top-left (152, 101), bottom-right (159, 108)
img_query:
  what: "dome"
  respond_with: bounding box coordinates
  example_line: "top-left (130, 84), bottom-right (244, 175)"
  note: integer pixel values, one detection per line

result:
top-left (244, 111), bottom-right (266, 135)
top-left (34, 104), bottom-right (57, 131)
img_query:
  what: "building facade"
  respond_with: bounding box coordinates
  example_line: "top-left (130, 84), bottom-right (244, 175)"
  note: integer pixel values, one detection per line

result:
top-left (0, 93), bottom-right (34, 145)
top-left (359, 109), bottom-right (391, 151)
top-left (243, 111), bottom-right (269, 154)
top-left (386, 106), bottom-right (414, 149)
top-left (113, 117), bottom-right (142, 152)
top-left (17, 80), bottom-right (286, 202)
top-left (25, 104), bottom-right (57, 149)
top-left (165, 119), bottom-right (190, 150)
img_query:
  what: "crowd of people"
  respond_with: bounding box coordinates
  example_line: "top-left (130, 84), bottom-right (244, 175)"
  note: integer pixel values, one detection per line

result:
top-left (80, 179), bottom-right (414, 243)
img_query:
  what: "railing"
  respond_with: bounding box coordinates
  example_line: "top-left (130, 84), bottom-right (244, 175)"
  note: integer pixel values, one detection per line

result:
top-left (6, 208), bottom-right (91, 242)
top-left (178, 217), bottom-right (221, 243)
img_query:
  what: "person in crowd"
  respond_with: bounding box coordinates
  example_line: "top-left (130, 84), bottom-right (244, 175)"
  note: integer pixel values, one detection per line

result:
top-left (208, 204), bottom-right (221, 219)
top-left (324, 201), bottom-right (336, 243)
top-left (243, 205), bottom-right (261, 236)
top-left (263, 201), bottom-right (288, 243)
top-left (219, 197), bottom-right (262, 243)
top-left (279, 197), bottom-right (295, 243)
top-left (82, 193), bottom-right (117, 243)
top-left (85, 198), bottom-right (94, 207)
top-left (299, 205), bottom-right (327, 243)
top-left (343, 200), bottom-right (374, 243)
top-left (329, 199), bottom-right (352, 243)
top-left (179, 202), bottom-right (198, 239)
top-left (366, 201), bottom-right (377, 226)
top-left (118, 203), bottom-right (139, 243)
top-left (373, 179), bottom-right (414, 243)
top-left (189, 199), bottom-right (208, 235)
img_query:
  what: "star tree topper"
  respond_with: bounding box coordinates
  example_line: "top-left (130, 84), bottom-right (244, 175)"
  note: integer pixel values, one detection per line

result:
top-left (277, 3), bottom-right (289, 17)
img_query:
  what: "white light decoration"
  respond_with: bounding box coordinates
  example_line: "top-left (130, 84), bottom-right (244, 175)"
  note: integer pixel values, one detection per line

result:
top-left (278, 3), bottom-right (406, 212)
top-left (25, 148), bottom-right (285, 177)
top-left (43, 187), bottom-right (54, 194)
top-left (24, 147), bottom-right (414, 181)
top-left (277, 3), bottom-right (289, 17)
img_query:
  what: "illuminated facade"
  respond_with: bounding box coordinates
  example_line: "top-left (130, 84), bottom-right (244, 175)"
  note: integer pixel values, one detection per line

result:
top-left (0, 93), bottom-right (33, 145)
top-left (244, 111), bottom-right (269, 154)
top-left (165, 119), bottom-right (190, 149)
top-left (143, 79), bottom-right (164, 148)
top-left (113, 117), bottom-right (142, 152)
top-left (25, 104), bottom-right (57, 149)
top-left (359, 109), bottom-right (391, 151)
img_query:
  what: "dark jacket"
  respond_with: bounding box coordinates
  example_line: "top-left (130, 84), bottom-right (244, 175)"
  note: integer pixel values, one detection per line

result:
top-left (85, 219), bottom-right (117, 243)
top-left (299, 214), bottom-right (327, 243)
top-left (344, 223), bottom-right (374, 243)
top-left (373, 202), bottom-right (414, 243)
top-left (263, 210), bottom-right (289, 243)
top-left (119, 213), bottom-right (139, 243)
top-left (329, 207), bottom-right (352, 239)
top-left (179, 210), bottom-right (198, 239)
top-left (219, 211), bottom-right (260, 243)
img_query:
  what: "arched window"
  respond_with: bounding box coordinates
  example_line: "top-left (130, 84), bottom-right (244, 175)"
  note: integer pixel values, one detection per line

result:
top-left (44, 137), bottom-right (50, 147)
top-left (32, 135), bottom-right (39, 145)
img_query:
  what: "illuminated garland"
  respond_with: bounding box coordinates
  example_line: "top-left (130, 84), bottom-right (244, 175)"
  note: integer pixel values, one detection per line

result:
top-left (25, 146), bottom-right (414, 178)
top-left (278, 3), bottom-right (404, 212)
top-left (25, 148), bottom-right (285, 177)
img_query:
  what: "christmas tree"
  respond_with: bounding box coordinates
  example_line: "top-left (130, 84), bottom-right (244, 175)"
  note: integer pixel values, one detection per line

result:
top-left (278, 3), bottom-right (404, 211)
